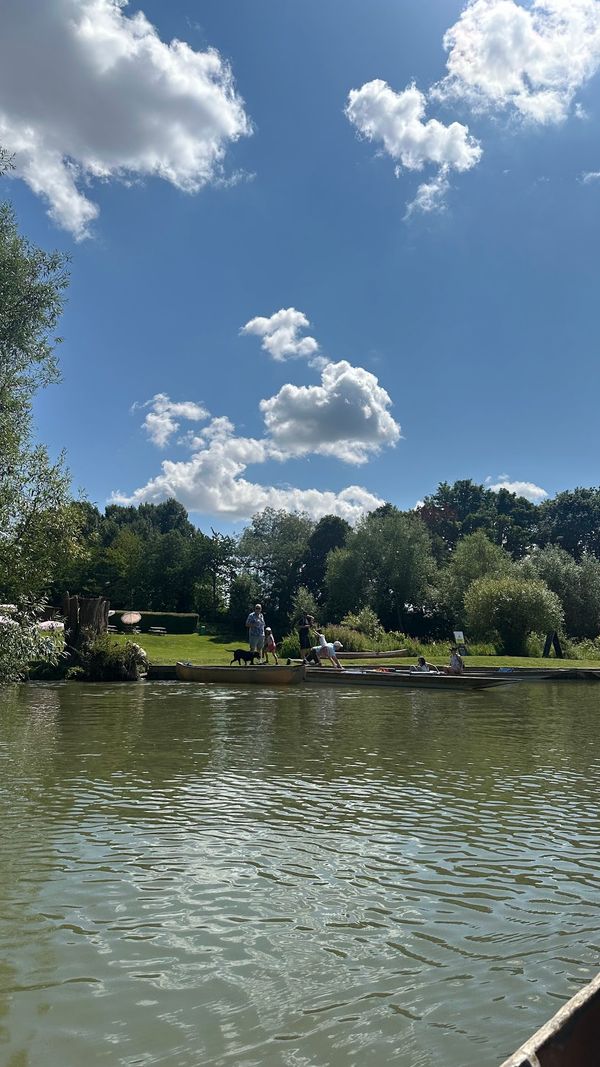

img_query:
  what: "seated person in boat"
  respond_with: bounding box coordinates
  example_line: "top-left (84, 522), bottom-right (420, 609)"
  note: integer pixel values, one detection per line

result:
top-left (306, 636), bottom-right (344, 669)
top-left (441, 646), bottom-right (464, 675)
top-left (412, 656), bottom-right (440, 673)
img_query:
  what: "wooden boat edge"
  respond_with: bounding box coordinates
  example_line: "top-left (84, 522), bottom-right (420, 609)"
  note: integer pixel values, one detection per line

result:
top-left (499, 971), bottom-right (600, 1066)
top-left (175, 662), bottom-right (306, 685)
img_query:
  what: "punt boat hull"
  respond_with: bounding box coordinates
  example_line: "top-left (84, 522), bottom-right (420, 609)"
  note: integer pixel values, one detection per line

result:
top-left (176, 662), bottom-right (306, 686)
top-left (305, 667), bottom-right (510, 690)
top-left (499, 970), bottom-right (600, 1066)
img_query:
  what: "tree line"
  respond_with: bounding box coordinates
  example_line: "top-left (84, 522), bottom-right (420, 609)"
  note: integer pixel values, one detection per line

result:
top-left (2, 155), bottom-right (600, 659)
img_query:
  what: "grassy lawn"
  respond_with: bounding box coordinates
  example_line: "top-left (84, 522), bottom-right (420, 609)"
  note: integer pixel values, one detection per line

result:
top-left (113, 633), bottom-right (600, 670)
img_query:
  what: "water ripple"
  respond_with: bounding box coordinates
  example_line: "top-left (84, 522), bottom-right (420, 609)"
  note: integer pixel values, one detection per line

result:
top-left (0, 680), bottom-right (598, 1066)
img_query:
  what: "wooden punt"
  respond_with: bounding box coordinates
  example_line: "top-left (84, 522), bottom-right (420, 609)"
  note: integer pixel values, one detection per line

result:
top-left (336, 648), bottom-right (408, 660)
top-left (499, 971), bottom-right (600, 1066)
top-left (175, 662), bottom-right (306, 686)
top-left (305, 667), bottom-right (511, 690)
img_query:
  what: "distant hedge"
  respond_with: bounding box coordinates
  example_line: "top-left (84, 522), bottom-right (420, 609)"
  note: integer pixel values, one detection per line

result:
top-left (111, 611), bottom-right (199, 634)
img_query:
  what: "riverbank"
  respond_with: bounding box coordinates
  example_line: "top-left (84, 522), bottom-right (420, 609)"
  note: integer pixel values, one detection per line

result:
top-left (112, 633), bottom-right (600, 671)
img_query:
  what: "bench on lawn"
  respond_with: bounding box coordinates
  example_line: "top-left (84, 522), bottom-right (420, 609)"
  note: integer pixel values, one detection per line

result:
top-left (149, 626), bottom-right (167, 636)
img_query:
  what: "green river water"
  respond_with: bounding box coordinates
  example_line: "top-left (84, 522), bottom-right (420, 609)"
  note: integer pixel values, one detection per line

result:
top-left (0, 680), bottom-right (599, 1067)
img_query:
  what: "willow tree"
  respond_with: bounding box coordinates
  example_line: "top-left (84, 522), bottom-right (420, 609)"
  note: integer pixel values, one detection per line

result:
top-left (0, 154), bottom-right (75, 601)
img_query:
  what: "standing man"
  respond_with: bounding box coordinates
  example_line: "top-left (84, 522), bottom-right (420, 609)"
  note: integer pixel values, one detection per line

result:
top-left (245, 602), bottom-right (265, 660)
top-left (298, 613), bottom-right (317, 663)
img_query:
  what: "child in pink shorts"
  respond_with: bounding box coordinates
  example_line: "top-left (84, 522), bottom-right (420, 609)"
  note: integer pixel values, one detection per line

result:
top-left (264, 627), bottom-right (278, 664)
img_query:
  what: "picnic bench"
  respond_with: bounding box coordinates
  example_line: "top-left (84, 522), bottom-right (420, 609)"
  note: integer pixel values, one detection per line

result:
top-left (149, 626), bottom-right (167, 636)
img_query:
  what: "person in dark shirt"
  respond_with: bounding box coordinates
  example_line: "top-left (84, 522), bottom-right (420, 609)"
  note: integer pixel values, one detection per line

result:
top-left (298, 613), bottom-right (316, 662)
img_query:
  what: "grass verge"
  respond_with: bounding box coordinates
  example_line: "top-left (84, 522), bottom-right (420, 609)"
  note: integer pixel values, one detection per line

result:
top-left (113, 634), bottom-right (600, 670)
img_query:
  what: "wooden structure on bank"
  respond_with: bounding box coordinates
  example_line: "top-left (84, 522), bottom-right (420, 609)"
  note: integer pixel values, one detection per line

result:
top-left (61, 594), bottom-right (110, 651)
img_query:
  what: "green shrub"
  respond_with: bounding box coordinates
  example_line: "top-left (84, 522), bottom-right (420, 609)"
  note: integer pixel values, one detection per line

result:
top-left (82, 636), bottom-right (149, 681)
top-left (279, 633), bottom-right (301, 659)
top-left (561, 636), bottom-right (600, 661)
top-left (340, 608), bottom-right (384, 640)
top-left (111, 611), bottom-right (198, 634)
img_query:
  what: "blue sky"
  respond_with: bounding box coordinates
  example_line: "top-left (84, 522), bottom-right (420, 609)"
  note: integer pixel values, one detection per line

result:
top-left (2, 0), bottom-right (600, 531)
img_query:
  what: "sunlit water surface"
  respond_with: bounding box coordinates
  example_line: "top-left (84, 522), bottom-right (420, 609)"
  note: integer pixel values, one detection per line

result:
top-left (0, 680), bottom-right (599, 1067)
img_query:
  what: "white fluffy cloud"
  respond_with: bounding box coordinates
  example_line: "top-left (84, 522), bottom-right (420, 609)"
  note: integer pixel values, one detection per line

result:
top-left (260, 360), bottom-right (401, 463)
top-left (488, 477), bottom-right (549, 502)
top-left (345, 79), bottom-right (481, 213)
top-left (241, 308), bottom-right (320, 361)
top-left (346, 80), bottom-right (482, 173)
top-left (0, 0), bottom-right (251, 237)
top-left (112, 417), bottom-right (384, 522)
top-left (137, 393), bottom-right (209, 448)
top-left (438, 0), bottom-right (600, 123)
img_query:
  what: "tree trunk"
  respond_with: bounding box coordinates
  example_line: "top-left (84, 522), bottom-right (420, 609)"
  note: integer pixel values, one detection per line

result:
top-left (62, 593), bottom-right (110, 654)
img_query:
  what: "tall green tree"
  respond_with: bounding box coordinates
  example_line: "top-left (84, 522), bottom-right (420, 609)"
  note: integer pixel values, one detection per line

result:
top-left (301, 515), bottom-right (350, 603)
top-left (324, 508), bottom-right (436, 630)
top-left (439, 530), bottom-right (513, 622)
top-left (0, 164), bottom-right (74, 601)
top-left (238, 508), bottom-right (314, 629)
top-left (536, 488), bottom-right (600, 559)
top-left (465, 576), bottom-right (563, 656)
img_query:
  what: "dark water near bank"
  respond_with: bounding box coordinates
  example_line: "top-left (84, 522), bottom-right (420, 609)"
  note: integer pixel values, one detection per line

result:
top-left (0, 681), bottom-right (599, 1067)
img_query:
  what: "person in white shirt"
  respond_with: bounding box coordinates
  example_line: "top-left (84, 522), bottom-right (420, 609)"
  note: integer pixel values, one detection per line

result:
top-left (412, 656), bottom-right (440, 673)
top-left (306, 637), bottom-right (344, 669)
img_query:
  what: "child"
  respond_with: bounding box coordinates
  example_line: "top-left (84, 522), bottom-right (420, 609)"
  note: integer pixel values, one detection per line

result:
top-left (264, 627), bottom-right (278, 664)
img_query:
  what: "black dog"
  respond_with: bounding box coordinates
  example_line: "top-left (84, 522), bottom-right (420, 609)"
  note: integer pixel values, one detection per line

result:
top-left (229, 649), bottom-right (262, 666)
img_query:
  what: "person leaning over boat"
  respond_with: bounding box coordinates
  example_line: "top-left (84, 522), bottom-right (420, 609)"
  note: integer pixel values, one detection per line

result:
top-left (440, 646), bottom-right (464, 675)
top-left (245, 603), bottom-right (265, 657)
top-left (306, 636), bottom-right (344, 670)
top-left (412, 656), bottom-right (440, 673)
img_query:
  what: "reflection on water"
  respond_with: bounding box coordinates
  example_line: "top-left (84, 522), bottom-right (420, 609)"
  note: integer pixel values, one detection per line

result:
top-left (0, 680), bottom-right (599, 1066)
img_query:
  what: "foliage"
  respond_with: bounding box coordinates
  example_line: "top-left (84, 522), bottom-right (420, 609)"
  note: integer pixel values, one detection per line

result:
top-left (418, 479), bottom-right (536, 559)
top-left (520, 545), bottom-right (600, 639)
top-left (536, 488), bottom-right (600, 559)
top-left (0, 602), bottom-right (63, 683)
top-left (340, 607), bottom-right (384, 640)
top-left (227, 572), bottom-right (262, 628)
top-left (81, 637), bottom-right (148, 681)
top-left (324, 508), bottom-right (437, 630)
top-left (301, 515), bottom-right (350, 602)
top-left (291, 585), bottom-right (319, 622)
top-left (464, 575), bottom-right (563, 656)
top-left (0, 191), bottom-right (74, 601)
top-left (438, 530), bottom-right (513, 621)
top-left (238, 508), bottom-right (314, 630)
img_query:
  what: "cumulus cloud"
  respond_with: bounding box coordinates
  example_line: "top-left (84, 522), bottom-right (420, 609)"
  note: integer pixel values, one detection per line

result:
top-left (241, 308), bottom-right (320, 362)
top-left (581, 170), bottom-right (600, 183)
top-left (345, 79), bottom-right (481, 213)
top-left (0, 0), bottom-right (251, 237)
top-left (405, 168), bottom-right (452, 218)
top-left (438, 0), bottom-right (600, 124)
top-left (136, 393), bottom-right (209, 448)
top-left (488, 476), bottom-right (549, 502)
top-left (260, 360), bottom-right (401, 463)
top-left (112, 417), bottom-right (384, 522)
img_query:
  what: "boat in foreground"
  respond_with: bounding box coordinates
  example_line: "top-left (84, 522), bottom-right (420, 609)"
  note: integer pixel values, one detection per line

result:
top-left (176, 662), bottom-right (306, 686)
top-left (499, 970), bottom-right (600, 1066)
top-left (305, 667), bottom-right (511, 690)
